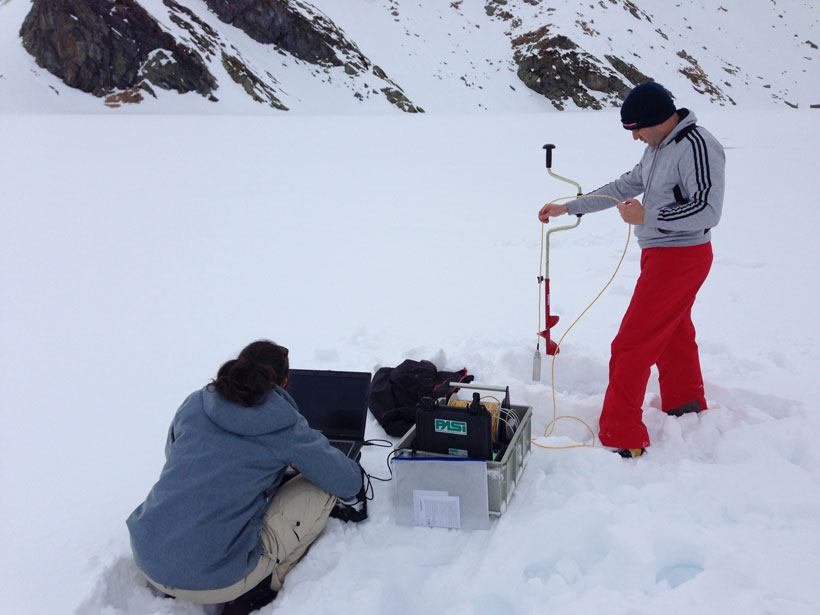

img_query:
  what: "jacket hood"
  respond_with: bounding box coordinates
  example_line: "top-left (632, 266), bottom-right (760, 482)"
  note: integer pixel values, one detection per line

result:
top-left (663, 108), bottom-right (697, 146)
top-left (202, 386), bottom-right (299, 436)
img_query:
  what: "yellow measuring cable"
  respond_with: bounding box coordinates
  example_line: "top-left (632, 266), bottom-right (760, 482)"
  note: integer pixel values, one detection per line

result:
top-left (448, 396), bottom-right (503, 438)
top-left (532, 194), bottom-right (631, 451)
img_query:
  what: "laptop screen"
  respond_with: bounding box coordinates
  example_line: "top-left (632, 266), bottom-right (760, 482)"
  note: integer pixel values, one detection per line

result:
top-left (286, 369), bottom-right (371, 440)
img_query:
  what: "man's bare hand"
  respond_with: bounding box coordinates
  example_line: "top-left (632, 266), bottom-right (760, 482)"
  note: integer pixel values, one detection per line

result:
top-left (617, 198), bottom-right (645, 225)
top-left (537, 203), bottom-right (568, 223)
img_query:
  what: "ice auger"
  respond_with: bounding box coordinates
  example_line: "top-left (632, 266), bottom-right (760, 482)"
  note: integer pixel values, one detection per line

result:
top-left (533, 144), bottom-right (583, 380)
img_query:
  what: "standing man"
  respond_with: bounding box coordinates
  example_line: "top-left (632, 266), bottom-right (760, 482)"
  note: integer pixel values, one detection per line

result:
top-left (538, 82), bottom-right (725, 458)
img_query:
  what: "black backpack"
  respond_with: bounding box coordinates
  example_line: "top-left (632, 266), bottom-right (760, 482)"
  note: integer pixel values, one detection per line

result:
top-left (368, 359), bottom-right (474, 437)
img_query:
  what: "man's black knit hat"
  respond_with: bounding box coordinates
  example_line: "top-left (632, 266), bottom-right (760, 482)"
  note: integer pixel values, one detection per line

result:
top-left (620, 82), bottom-right (676, 130)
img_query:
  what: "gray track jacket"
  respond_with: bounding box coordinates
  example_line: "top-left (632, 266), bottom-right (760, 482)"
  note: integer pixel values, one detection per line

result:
top-left (566, 109), bottom-right (725, 249)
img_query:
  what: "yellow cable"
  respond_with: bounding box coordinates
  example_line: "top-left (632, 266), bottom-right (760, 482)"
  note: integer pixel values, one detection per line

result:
top-left (532, 194), bottom-right (631, 451)
top-left (448, 397), bottom-right (502, 438)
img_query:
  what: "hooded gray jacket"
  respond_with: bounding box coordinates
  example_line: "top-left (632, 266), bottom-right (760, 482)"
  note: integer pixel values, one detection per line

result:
top-left (566, 109), bottom-right (725, 248)
top-left (127, 386), bottom-right (362, 591)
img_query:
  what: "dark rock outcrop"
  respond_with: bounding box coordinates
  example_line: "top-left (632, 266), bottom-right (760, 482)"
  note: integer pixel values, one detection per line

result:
top-left (203, 0), bottom-right (421, 112)
top-left (20, 0), bottom-right (218, 99)
top-left (221, 51), bottom-right (288, 110)
top-left (204, 0), bottom-right (356, 66)
top-left (605, 55), bottom-right (652, 87)
top-left (16, 0), bottom-right (418, 112)
top-left (512, 26), bottom-right (630, 109)
top-left (677, 50), bottom-right (734, 105)
top-left (164, 0), bottom-right (288, 109)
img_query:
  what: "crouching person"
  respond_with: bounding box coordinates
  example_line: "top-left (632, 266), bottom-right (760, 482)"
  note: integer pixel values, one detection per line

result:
top-left (127, 340), bottom-right (366, 615)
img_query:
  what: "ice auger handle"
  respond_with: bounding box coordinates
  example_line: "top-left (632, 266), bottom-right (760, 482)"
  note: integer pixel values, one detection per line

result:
top-left (542, 143), bottom-right (582, 197)
top-left (543, 144), bottom-right (555, 169)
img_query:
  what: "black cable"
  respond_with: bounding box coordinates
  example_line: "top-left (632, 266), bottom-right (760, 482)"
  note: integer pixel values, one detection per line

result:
top-left (360, 447), bottom-right (401, 493)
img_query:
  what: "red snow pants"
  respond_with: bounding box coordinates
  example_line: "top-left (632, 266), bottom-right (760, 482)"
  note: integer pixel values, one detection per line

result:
top-left (598, 242), bottom-right (713, 449)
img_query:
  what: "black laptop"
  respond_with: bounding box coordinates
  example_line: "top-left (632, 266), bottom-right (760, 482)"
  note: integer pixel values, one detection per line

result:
top-left (286, 369), bottom-right (371, 459)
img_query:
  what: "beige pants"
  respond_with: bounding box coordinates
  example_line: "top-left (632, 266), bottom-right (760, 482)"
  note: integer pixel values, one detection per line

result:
top-left (144, 475), bottom-right (336, 604)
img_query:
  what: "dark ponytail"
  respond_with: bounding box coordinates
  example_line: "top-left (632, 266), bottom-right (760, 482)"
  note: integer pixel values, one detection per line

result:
top-left (209, 340), bottom-right (289, 407)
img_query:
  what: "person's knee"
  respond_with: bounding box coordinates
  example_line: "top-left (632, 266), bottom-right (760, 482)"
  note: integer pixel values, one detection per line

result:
top-left (271, 477), bottom-right (335, 524)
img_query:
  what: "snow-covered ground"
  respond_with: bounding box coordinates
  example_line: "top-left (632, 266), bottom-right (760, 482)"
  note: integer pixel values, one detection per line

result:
top-left (2, 0), bottom-right (820, 612)
top-left (2, 107), bottom-right (819, 615)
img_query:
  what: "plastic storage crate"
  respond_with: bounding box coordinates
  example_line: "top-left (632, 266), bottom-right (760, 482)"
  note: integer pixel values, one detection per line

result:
top-left (393, 403), bottom-right (531, 515)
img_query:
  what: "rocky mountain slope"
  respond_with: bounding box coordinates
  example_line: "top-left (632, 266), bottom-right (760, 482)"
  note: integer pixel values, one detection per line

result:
top-left (16, 0), bottom-right (420, 111)
top-left (2, 0), bottom-right (817, 113)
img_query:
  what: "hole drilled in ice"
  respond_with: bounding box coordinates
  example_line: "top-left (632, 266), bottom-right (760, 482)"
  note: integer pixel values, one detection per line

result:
top-left (655, 563), bottom-right (704, 588)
